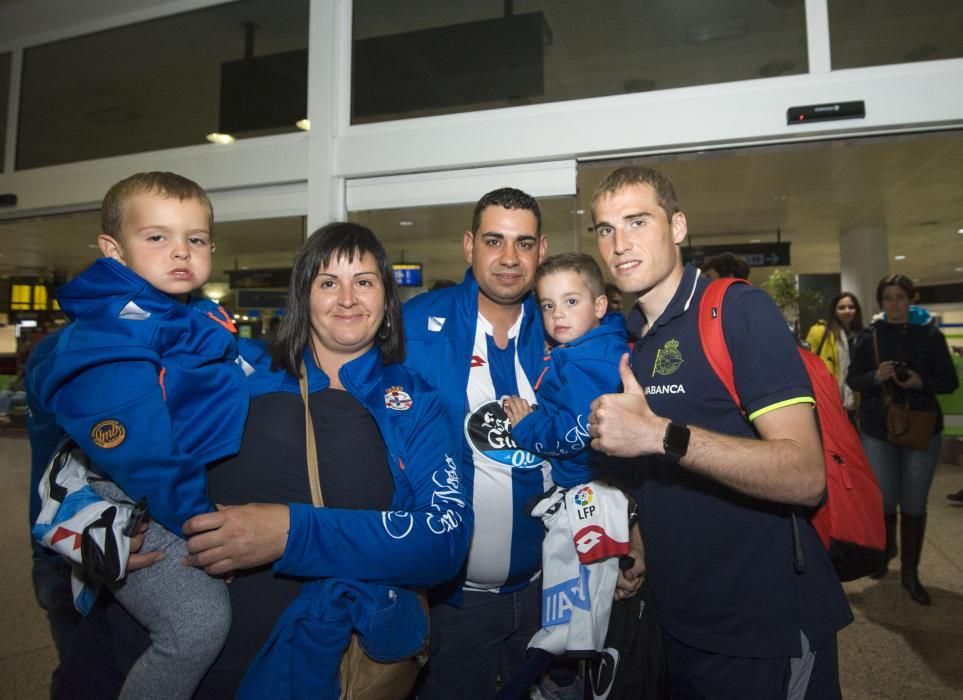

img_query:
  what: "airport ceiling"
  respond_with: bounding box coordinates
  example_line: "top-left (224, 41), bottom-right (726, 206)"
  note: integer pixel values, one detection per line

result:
top-left (0, 130), bottom-right (961, 294)
top-left (1, 1), bottom-right (960, 298)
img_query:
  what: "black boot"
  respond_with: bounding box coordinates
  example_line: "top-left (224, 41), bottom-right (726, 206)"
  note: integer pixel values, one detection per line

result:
top-left (870, 513), bottom-right (898, 579)
top-left (948, 488), bottom-right (963, 503)
top-left (900, 513), bottom-right (931, 606)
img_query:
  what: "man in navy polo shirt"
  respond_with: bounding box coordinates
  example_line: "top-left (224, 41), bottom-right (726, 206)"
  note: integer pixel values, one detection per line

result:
top-left (587, 166), bottom-right (852, 699)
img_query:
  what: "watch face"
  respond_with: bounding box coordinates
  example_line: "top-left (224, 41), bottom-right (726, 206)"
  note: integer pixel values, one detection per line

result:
top-left (664, 422), bottom-right (690, 458)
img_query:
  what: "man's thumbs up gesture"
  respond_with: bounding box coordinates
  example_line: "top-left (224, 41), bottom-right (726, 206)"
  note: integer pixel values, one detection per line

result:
top-left (589, 353), bottom-right (669, 458)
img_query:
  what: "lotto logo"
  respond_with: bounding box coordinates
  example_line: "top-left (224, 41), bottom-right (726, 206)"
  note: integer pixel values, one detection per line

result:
top-left (574, 486), bottom-right (594, 507)
top-left (575, 527), bottom-right (603, 554)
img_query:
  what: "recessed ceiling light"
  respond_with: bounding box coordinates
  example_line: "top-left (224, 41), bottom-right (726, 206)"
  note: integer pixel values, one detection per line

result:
top-left (894, 255), bottom-right (906, 260)
top-left (87, 244), bottom-right (98, 249)
top-left (399, 220), bottom-right (414, 227)
top-left (295, 119), bottom-right (310, 131)
top-left (206, 132), bottom-right (234, 145)
top-left (750, 238), bottom-right (761, 243)
top-left (958, 228), bottom-right (963, 234)
top-left (956, 266), bottom-right (963, 272)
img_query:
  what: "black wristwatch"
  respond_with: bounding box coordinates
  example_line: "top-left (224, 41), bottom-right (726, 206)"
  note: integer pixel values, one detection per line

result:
top-left (662, 422), bottom-right (690, 463)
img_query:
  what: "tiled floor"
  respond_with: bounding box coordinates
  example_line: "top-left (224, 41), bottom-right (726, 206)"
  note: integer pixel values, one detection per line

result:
top-left (2, 430), bottom-right (962, 699)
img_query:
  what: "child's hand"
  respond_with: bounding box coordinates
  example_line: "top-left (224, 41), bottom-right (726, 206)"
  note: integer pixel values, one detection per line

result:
top-left (127, 522), bottom-right (165, 572)
top-left (502, 396), bottom-right (533, 426)
top-left (615, 522), bottom-right (645, 600)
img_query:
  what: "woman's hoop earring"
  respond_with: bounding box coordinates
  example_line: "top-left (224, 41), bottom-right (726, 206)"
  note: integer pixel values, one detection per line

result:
top-left (377, 316), bottom-right (391, 341)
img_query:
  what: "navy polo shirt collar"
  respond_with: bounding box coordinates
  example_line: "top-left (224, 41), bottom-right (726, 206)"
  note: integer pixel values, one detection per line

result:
top-left (628, 264), bottom-right (702, 338)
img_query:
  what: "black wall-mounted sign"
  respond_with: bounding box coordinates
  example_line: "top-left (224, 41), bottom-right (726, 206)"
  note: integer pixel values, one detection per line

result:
top-left (787, 100), bottom-right (865, 125)
top-left (683, 242), bottom-right (791, 268)
top-left (227, 268), bottom-right (292, 290)
top-left (237, 290), bottom-right (288, 309)
top-left (352, 13), bottom-right (546, 119)
top-left (219, 50), bottom-right (307, 134)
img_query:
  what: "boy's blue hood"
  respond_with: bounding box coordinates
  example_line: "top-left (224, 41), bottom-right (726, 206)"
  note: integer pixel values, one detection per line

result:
top-left (57, 257), bottom-right (175, 322)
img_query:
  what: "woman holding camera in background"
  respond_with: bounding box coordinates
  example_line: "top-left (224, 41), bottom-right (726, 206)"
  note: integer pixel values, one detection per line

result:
top-left (847, 274), bottom-right (958, 605)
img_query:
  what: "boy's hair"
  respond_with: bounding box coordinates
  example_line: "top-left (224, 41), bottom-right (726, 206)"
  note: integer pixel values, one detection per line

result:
top-left (102, 172), bottom-right (214, 238)
top-left (471, 187), bottom-right (542, 236)
top-left (591, 166), bottom-right (680, 219)
top-left (536, 253), bottom-right (606, 300)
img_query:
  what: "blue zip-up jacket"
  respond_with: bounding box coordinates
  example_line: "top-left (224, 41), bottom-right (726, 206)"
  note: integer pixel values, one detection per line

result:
top-left (236, 341), bottom-right (473, 586)
top-left (403, 268), bottom-right (548, 596)
top-left (26, 331), bottom-right (64, 558)
top-left (238, 579), bottom-right (427, 699)
top-left (32, 258), bottom-right (248, 536)
top-left (511, 312), bottom-right (628, 488)
top-left (402, 268), bottom-right (547, 466)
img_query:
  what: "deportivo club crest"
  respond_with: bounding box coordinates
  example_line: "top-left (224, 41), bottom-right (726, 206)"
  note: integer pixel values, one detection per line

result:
top-left (384, 386), bottom-right (412, 411)
top-left (652, 339), bottom-right (683, 377)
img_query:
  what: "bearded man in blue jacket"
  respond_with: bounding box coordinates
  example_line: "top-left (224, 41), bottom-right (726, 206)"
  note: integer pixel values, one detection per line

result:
top-left (403, 187), bottom-right (552, 700)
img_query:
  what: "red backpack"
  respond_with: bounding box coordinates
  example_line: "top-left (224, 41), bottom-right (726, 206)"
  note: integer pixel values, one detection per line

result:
top-left (699, 278), bottom-right (886, 581)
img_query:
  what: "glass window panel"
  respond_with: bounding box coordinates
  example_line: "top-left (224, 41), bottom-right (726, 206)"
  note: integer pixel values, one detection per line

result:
top-left (351, 0), bottom-right (808, 124)
top-left (829, 0), bottom-right (963, 69)
top-left (0, 52), bottom-right (9, 168)
top-left (17, 0), bottom-right (308, 170)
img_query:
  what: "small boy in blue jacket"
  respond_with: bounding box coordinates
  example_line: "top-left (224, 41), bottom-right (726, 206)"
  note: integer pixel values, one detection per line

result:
top-left (31, 172), bottom-right (248, 699)
top-left (503, 253), bottom-right (637, 688)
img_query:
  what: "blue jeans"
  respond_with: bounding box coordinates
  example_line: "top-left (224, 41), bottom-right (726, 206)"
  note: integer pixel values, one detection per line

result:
top-left (416, 583), bottom-right (541, 700)
top-left (861, 432), bottom-right (941, 516)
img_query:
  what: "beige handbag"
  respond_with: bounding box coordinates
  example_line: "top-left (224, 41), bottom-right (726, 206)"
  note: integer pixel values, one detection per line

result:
top-left (299, 365), bottom-right (429, 700)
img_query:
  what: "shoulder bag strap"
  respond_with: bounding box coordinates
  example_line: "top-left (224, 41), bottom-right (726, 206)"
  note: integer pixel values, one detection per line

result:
top-left (872, 329), bottom-right (892, 406)
top-left (299, 361), bottom-right (324, 508)
top-left (815, 322), bottom-right (830, 356)
top-left (697, 277), bottom-right (748, 413)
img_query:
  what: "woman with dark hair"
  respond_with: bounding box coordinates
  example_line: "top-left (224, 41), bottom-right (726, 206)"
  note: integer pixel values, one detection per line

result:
top-left (51, 223), bottom-right (472, 698)
top-left (806, 292), bottom-right (864, 421)
top-left (847, 274), bottom-right (957, 605)
top-left (179, 222), bottom-right (472, 696)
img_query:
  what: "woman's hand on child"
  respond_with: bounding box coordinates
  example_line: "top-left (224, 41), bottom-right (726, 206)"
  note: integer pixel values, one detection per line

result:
top-left (182, 503), bottom-right (290, 576)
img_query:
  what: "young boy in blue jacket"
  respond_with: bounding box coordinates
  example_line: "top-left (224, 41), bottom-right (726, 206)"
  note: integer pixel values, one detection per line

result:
top-left (31, 172), bottom-right (249, 699)
top-left (503, 254), bottom-right (638, 689)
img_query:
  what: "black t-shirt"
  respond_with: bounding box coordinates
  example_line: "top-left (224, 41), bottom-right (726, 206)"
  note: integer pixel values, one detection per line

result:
top-left (55, 386), bottom-right (396, 699)
top-left (201, 388), bottom-right (394, 697)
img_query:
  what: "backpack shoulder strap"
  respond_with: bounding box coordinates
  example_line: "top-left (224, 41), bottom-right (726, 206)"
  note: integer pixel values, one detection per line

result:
top-left (697, 277), bottom-right (750, 413)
